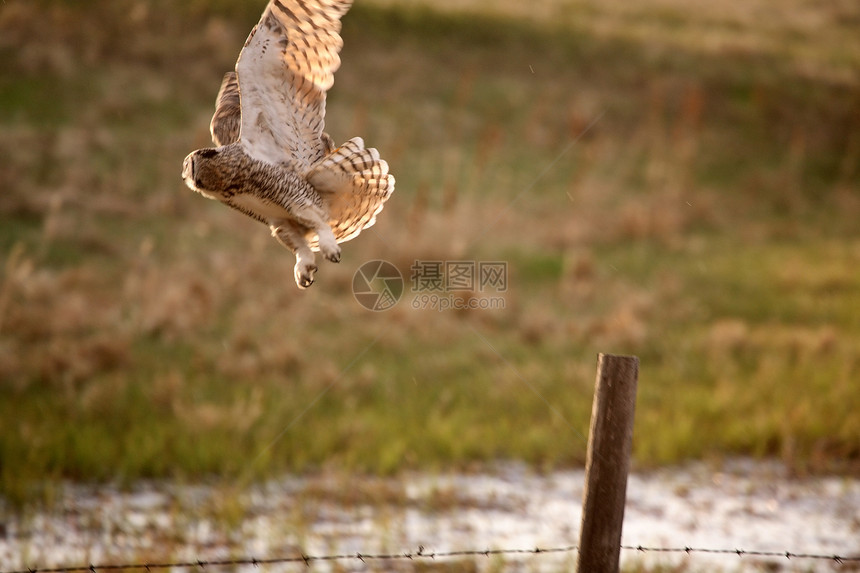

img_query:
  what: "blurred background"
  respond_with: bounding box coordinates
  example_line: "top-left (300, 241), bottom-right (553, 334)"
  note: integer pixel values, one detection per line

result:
top-left (1, 0), bottom-right (859, 507)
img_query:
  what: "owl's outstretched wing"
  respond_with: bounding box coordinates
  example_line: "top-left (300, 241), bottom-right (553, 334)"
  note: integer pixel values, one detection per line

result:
top-left (235, 0), bottom-right (352, 170)
top-left (210, 72), bottom-right (241, 146)
top-left (306, 137), bottom-right (395, 246)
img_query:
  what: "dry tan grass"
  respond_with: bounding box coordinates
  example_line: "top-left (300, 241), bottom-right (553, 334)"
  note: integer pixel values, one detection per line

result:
top-left (1, 0), bottom-right (859, 498)
top-left (366, 0), bottom-right (860, 84)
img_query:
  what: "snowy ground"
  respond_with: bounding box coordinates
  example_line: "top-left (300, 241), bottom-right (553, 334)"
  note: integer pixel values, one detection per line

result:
top-left (2, 459), bottom-right (859, 572)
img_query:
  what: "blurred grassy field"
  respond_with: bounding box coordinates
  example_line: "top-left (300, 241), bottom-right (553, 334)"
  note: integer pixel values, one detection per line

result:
top-left (1, 0), bottom-right (859, 506)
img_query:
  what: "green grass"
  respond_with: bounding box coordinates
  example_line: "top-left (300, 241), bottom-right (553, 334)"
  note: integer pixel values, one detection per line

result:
top-left (1, 0), bottom-right (860, 507)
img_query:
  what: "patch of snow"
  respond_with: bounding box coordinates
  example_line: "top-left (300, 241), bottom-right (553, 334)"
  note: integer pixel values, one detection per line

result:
top-left (1, 460), bottom-right (858, 572)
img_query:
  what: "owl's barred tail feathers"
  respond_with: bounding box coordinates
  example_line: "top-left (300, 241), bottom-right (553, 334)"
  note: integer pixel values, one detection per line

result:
top-left (305, 137), bottom-right (395, 244)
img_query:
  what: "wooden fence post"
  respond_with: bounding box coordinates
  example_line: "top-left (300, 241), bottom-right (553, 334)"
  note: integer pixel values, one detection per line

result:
top-left (577, 353), bottom-right (639, 573)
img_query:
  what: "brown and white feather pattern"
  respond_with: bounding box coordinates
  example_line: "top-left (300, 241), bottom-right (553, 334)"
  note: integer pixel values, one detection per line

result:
top-left (210, 72), bottom-right (241, 146)
top-left (306, 137), bottom-right (395, 245)
top-left (182, 0), bottom-right (393, 288)
top-left (236, 0), bottom-right (351, 169)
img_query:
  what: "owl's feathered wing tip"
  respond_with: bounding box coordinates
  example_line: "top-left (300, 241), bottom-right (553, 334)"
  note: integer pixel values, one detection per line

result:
top-left (305, 137), bottom-right (395, 247)
top-left (210, 72), bottom-right (241, 147)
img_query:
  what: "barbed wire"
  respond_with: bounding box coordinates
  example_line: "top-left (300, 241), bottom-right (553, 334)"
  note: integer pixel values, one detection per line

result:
top-left (4, 544), bottom-right (859, 573)
top-left (621, 545), bottom-right (860, 563)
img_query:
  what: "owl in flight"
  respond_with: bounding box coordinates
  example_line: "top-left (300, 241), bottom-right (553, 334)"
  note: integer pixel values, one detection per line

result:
top-left (182, 0), bottom-right (394, 288)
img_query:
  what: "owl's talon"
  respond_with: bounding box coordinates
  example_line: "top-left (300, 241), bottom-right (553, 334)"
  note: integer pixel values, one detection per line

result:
top-left (295, 262), bottom-right (317, 289)
top-left (317, 229), bottom-right (341, 263)
top-left (324, 246), bottom-right (341, 263)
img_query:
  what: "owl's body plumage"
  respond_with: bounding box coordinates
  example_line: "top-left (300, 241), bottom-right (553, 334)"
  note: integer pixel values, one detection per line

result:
top-left (182, 0), bottom-right (394, 288)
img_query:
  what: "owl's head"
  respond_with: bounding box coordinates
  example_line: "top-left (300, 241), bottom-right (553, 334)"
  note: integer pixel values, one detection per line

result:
top-left (182, 148), bottom-right (225, 199)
